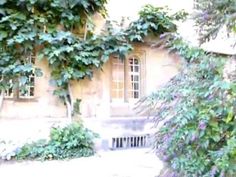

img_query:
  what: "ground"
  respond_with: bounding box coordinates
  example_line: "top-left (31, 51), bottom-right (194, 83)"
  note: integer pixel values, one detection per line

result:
top-left (0, 148), bottom-right (163, 177)
top-left (0, 119), bottom-right (163, 177)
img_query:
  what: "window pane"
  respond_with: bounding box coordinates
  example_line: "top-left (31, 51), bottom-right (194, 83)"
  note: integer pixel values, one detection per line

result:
top-left (112, 82), bottom-right (117, 90)
top-left (118, 90), bottom-right (123, 98)
top-left (20, 88), bottom-right (27, 97)
top-left (129, 59), bottom-right (133, 65)
top-left (134, 91), bottom-right (139, 99)
top-left (30, 87), bottom-right (34, 96)
top-left (112, 90), bottom-right (117, 98)
top-left (30, 77), bottom-right (34, 83)
top-left (117, 71), bottom-right (124, 81)
top-left (134, 83), bottom-right (139, 90)
top-left (5, 80), bottom-right (14, 98)
top-left (19, 54), bottom-right (35, 98)
top-left (128, 57), bottom-right (140, 99)
top-left (134, 75), bottom-right (139, 81)
top-left (130, 65), bottom-right (133, 72)
top-left (5, 87), bottom-right (13, 98)
top-left (111, 57), bottom-right (124, 99)
top-left (118, 82), bottom-right (124, 90)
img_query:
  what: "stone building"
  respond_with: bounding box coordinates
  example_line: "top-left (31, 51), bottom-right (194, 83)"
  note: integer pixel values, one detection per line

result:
top-left (0, 0), bottom-right (195, 149)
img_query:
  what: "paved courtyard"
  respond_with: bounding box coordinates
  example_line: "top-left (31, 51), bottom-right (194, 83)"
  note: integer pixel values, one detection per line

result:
top-left (0, 148), bottom-right (163, 177)
top-left (0, 119), bottom-right (163, 177)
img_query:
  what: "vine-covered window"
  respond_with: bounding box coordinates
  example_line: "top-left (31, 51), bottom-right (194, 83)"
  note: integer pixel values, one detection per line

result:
top-left (111, 56), bottom-right (125, 99)
top-left (19, 54), bottom-right (35, 98)
top-left (4, 54), bottom-right (35, 99)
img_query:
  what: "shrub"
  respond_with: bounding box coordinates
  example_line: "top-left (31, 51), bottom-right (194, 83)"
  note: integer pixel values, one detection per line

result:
top-left (138, 38), bottom-right (236, 176)
top-left (16, 122), bottom-right (98, 160)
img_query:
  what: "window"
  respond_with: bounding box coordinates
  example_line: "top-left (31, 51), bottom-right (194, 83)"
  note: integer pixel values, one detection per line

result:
top-left (19, 54), bottom-right (35, 98)
top-left (4, 80), bottom-right (13, 98)
top-left (19, 73), bottom-right (35, 98)
top-left (111, 56), bottom-right (125, 99)
top-left (111, 53), bottom-right (143, 102)
top-left (4, 54), bottom-right (35, 99)
top-left (128, 57), bottom-right (140, 99)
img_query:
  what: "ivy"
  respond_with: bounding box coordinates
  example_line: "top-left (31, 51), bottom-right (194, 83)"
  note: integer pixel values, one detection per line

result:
top-left (126, 5), bottom-right (187, 42)
top-left (0, 0), bottom-right (126, 118)
top-left (0, 2), bottom-right (178, 119)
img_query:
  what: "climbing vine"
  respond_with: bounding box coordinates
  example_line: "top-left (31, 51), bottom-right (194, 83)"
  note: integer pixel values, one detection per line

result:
top-left (0, 2), bottom-right (181, 119)
top-left (126, 5), bottom-right (187, 42)
top-left (0, 0), bottom-right (130, 119)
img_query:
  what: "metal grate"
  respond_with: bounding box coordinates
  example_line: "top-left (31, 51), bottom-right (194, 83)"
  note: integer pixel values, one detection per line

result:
top-left (111, 134), bottom-right (150, 150)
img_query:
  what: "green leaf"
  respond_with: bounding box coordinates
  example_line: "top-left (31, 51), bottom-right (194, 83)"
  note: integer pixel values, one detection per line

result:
top-left (35, 68), bottom-right (43, 77)
top-left (15, 13), bottom-right (27, 20)
top-left (37, 53), bottom-right (44, 60)
top-left (19, 76), bottom-right (28, 85)
top-left (0, 0), bottom-right (6, 5)
top-left (0, 30), bottom-right (7, 40)
top-left (23, 64), bottom-right (33, 72)
top-left (39, 33), bottom-right (53, 43)
top-left (10, 24), bottom-right (17, 30)
top-left (225, 108), bottom-right (234, 123)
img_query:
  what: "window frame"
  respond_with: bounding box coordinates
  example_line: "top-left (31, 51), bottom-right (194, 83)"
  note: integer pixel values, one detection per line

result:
top-left (19, 54), bottom-right (36, 99)
top-left (4, 54), bottom-right (36, 100)
top-left (127, 56), bottom-right (141, 101)
top-left (110, 51), bottom-right (146, 103)
top-left (111, 55), bottom-right (125, 101)
top-left (4, 80), bottom-right (14, 98)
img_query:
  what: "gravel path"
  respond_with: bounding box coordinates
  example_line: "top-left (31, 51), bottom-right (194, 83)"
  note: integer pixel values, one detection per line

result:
top-left (0, 148), bottom-right (163, 177)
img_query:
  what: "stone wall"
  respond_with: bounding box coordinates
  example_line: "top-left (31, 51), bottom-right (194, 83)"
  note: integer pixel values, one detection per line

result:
top-left (0, 45), bottom-right (180, 120)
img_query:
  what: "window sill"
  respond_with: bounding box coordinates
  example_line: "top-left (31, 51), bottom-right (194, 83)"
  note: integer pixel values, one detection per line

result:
top-left (111, 100), bottom-right (139, 106)
top-left (3, 97), bottom-right (38, 102)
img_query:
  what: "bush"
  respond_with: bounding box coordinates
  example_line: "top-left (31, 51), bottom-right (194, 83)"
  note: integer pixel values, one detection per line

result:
top-left (139, 39), bottom-right (236, 176)
top-left (16, 122), bottom-right (98, 160)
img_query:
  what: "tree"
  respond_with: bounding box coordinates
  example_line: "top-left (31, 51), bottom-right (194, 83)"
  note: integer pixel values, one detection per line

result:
top-left (194, 0), bottom-right (236, 43)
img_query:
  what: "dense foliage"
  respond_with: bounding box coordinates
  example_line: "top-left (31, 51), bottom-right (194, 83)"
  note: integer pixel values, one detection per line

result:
top-left (0, 1), bottom-right (181, 119)
top-left (138, 2), bottom-right (236, 176)
top-left (126, 5), bottom-right (178, 42)
top-left (139, 34), bottom-right (236, 176)
top-left (15, 122), bottom-right (98, 160)
top-left (0, 0), bottom-right (131, 118)
top-left (194, 0), bottom-right (236, 43)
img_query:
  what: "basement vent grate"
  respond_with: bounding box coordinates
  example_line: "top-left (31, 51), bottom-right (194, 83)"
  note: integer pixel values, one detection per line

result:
top-left (111, 134), bottom-right (150, 150)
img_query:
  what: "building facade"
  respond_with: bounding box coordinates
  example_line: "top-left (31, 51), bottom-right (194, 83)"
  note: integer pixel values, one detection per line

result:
top-left (0, 44), bottom-right (180, 120)
top-left (0, 0), bottom-right (190, 149)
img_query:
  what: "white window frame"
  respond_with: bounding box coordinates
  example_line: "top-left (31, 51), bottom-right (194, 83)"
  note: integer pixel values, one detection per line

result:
top-left (19, 74), bottom-right (35, 99)
top-left (128, 56), bottom-right (141, 100)
top-left (4, 54), bottom-right (36, 99)
top-left (110, 51), bottom-right (145, 103)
